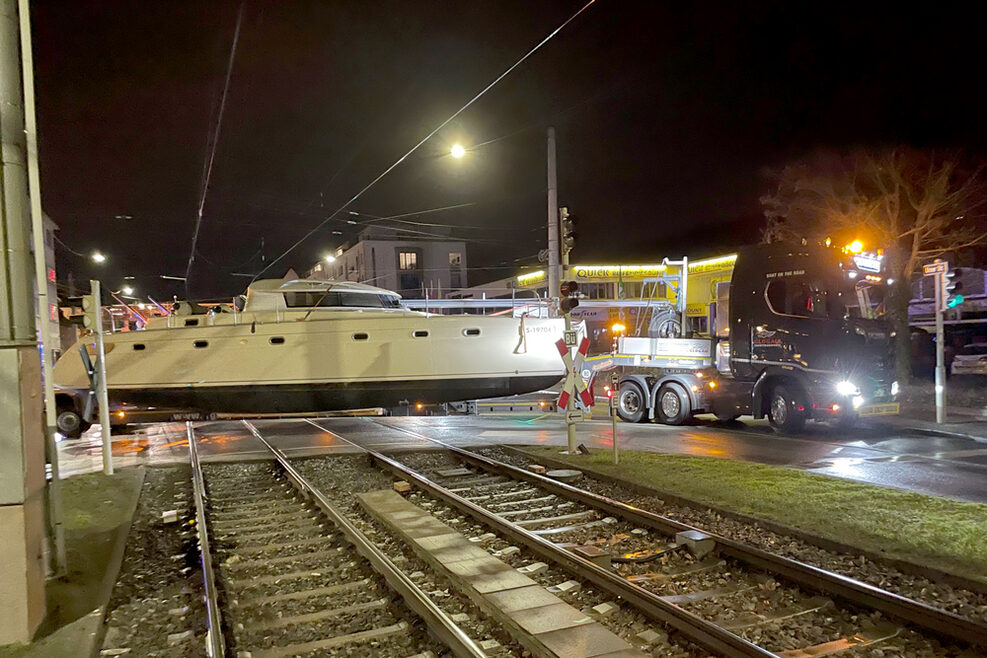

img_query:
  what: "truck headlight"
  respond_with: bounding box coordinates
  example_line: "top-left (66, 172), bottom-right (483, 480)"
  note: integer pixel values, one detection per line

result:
top-left (891, 381), bottom-right (899, 396)
top-left (835, 380), bottom-right (858, 396)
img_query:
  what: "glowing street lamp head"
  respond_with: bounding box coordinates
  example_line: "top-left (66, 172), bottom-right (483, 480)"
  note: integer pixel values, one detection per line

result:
top-left (323, 254), bottom-right (336, 264)
top-left (91, 251), bottom-right (106, 264)
top-left (122, 286), bottom-right (134, 296)
top-left (848, 240), bottom-right (863, 253)
top-left (450, 144), bottom-right (466, 159)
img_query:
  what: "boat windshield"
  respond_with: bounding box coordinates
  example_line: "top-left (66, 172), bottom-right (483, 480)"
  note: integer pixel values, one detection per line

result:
top-left (844, 280), bottom-right (888, 319)
top-left (284, 291), bottom-right (402, 309)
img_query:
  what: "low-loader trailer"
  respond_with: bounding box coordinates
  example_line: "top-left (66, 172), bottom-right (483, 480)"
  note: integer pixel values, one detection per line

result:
top-left (582, 242), bottom-right (899, 433)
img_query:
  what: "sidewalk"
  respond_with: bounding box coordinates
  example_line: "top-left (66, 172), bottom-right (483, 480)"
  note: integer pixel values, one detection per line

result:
top-left (879, 405), bottom-right (987, 442)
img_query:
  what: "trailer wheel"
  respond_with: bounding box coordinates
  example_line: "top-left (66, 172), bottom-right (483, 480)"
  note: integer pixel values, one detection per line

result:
top-left (56, 409), bottom-right (89, 439)
top-left (768, 385), bottom-right (806, 434)
top-left (656, 383), bottom-right (691, 425)
top-left (616, 381), bottom-right (647, 423)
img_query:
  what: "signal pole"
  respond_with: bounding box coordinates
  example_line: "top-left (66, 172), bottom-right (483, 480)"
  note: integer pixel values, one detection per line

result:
top-left (934, 265), bottom-right (946, 424)
top-left (547, 128), bottom-right (560, 317)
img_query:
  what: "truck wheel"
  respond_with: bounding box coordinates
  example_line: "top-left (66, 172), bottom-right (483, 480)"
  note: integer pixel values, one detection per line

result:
top-left (768, 385), bottom-right (806, 434)
top-left (616, 381), bottom-right (647, 423)
top-left (656, 383), bottom-right (691, 425)
top-left (56, 409), bottom-right (86, 439)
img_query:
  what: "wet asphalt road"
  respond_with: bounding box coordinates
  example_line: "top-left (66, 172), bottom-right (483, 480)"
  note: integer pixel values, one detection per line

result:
top-left (58, 412), bottom-right (987, 503)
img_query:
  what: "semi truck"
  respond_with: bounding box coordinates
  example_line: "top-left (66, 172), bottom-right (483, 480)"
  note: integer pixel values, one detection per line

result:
top-left (582, 242), bottom-right (899, 433)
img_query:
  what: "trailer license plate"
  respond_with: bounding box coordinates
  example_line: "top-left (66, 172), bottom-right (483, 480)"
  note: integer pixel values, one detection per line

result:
top-left (859, 402), bottom-right (899, 417)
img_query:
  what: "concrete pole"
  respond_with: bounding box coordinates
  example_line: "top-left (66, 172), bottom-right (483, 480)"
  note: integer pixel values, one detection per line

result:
top-left (934, 263), bottom-right (946, 424)
top-left (18, 0), bottom-right (65, 575)
top-left (92, 280), bottom-right (114, 474)
top-left (0, 0), bottom-right (47, 642)
top-left (547, 128), bottom-right (559, 317)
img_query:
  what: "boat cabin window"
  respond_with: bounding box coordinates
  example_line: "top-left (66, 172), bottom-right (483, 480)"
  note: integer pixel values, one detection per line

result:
top-left (194, 340), bottom-right (209, 348)
top-left (133, 344), bottom-right (146, 351)
top-left (353, 332), bottom-right (369, 341)
top-left (413, 330), bottom-right (429, 338)
top-left (283, 291), bottom-right (401, 309)
top-left (464, 328), bottom-right (481, 336)
top-left (184, 319), bottom-right (199, 327)
top-left (765, 278), bottom-right (833, 319)
top-left (269, 336), bottom-right (285, 345)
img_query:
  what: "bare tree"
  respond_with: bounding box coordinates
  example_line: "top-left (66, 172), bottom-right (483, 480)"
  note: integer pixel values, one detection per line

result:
top-left (760, 148), bottom-right (987, 382)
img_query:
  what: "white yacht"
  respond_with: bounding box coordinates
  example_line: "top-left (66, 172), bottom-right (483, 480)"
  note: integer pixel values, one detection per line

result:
top-left (52, 278), bottom-right (565, 436)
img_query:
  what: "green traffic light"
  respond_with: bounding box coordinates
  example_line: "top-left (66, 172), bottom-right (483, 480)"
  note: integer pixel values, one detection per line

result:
top-left (947, 294), bottom-right (965, 309)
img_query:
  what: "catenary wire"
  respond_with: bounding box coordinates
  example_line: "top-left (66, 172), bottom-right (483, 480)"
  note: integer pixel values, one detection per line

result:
top-left (184, 4), bottom-right (244, 295)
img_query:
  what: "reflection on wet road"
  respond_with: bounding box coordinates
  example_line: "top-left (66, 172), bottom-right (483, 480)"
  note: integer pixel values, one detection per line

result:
top-left (57, 413), bottom-right (987, 503)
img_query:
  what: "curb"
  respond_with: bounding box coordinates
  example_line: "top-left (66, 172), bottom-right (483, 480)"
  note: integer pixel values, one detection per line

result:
top-left (88, 466), bottom-right (146, 658)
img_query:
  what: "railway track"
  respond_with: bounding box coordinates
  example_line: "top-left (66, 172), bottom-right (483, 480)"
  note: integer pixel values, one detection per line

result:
top-left (187, 423), bottom-right (485, 658)
top-left (303, 418), bottom-right (987, 658)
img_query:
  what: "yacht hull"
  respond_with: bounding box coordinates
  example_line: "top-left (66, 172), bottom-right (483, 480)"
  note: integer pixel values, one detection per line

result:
top-left (85, 374), bottom-right (561, 413)
top-left (54, 310), bottom-right (566, 415)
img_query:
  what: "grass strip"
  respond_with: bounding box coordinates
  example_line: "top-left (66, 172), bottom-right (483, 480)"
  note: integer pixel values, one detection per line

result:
top-left (0, 467), bottom-right (144, 656)
top-left (518, 446), bottom-right (987, 580)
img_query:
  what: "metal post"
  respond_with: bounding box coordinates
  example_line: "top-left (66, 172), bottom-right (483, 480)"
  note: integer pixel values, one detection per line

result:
top-left (562, 222), bottom-right (576, 453)
top-left (92, 280), bottom-right (113, 474)
top-left (17, 0), bottom-right (64, 574)
top-left (547, 128), bottom-right (559, 318)
top-left (680, 256), bottom-right (689, 337)
top-left (934, 263), bottom-right (946, 424)
top-left (610, 370), bottom-right (619, 465)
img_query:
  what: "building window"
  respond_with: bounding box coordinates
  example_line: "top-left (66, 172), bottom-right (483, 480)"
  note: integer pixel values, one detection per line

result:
top-left (399, 251), bottom-right (418, 270)
top-left (449, 252), bottom-right (462, 266)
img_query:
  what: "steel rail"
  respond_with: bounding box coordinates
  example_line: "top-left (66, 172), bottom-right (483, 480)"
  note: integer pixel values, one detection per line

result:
top-left (187, 422), bottom-right (227, 658)
top-left (318, 423), bottom-right (775, 658)
top-left (240, 421), bottom-right (488, 658)
top-left (374, 420), bottom-right (987, 650)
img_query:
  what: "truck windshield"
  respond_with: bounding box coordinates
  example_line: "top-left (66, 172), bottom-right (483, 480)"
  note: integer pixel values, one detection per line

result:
top-left (845, 280), bottom-right (888, 319)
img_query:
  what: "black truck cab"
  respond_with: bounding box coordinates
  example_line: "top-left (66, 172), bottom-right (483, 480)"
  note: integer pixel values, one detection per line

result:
top-left (711, 243), bottom-right (897, 432)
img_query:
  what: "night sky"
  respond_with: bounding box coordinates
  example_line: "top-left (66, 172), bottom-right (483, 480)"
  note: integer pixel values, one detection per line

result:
top-left (32, 0), bottom-right (987, 299)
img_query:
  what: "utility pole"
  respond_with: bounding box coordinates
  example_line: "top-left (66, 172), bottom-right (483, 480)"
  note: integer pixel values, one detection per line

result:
top-left (923, 258), bottom-right (950, 424)
top-left (0, 0), bottom-right (47, 642)
top-left (934, 263), bottom-right (946, 424)
top-left (546, 127), bottom-right (559, 317)
top-left (19, 0), bottom-right (65, 575)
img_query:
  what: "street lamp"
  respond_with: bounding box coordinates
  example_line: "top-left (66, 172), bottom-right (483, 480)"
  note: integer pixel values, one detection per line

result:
top-left (122, 285), bottom-right (134, 296)
top-left (450, 144), bottom-right (466, 159)
top-left (323, 254), bottom-right (336, 264)
top-left (91, 251), bottom-right (106, 264)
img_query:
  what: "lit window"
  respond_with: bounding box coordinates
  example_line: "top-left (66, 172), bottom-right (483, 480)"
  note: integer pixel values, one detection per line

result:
top-left (399, 251), bottom-right (418, 270)
top-left (449, 252), bottom-right (462, 265)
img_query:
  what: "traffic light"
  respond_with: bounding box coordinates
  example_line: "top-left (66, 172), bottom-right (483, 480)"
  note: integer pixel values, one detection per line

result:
top-left (560, 280), bottom-right (579, 314)
top-left (81, 293), bottom-right (101, 330)
top-left (943, 268), bottom-right (964, 310)
top-left (559, 207), bottom-right (575, 254)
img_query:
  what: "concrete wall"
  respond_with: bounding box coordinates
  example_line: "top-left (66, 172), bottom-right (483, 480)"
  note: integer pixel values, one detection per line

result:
top-left (0, 347), bottom-right (46, 643)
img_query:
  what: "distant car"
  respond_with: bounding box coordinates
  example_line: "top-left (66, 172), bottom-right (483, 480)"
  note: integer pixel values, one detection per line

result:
top-left (951, 343), bottom-right (987, 376)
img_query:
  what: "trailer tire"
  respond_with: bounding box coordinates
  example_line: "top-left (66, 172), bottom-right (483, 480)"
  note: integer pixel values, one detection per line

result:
top-left (616, 381), bottom-right (647, 423)
top-left (656, 383), bottom-right (691, 425)
top-left (767, 384), bottom-right (806, 434)
top-left (56, 409), bottom-right (88, 439)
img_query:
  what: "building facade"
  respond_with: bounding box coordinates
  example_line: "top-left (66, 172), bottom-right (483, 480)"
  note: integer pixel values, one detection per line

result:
top-left (307, 225), bottom-right (467, 299)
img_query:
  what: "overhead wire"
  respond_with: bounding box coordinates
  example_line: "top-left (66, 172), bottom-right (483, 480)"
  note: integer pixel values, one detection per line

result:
top-left (250, 0), bottom-right (599, 284)
top-left (184, 3), bottom-right (244, 296)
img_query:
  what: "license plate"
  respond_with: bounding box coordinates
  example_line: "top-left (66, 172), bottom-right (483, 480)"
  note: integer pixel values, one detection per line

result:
top-left (859, 402), bottom-right (899, 417)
